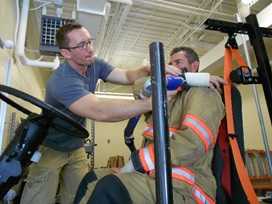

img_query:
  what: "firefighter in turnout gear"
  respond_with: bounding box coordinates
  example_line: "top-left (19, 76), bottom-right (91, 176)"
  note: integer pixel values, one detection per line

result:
top-left (75, 47), bottom-right (225, 204)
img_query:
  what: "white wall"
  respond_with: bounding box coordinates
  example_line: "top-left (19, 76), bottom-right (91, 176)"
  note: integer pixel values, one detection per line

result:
top-left (94, 116), bottom-right (146, 168)
top-left (238, 85), bottom-right (272, 149)
top-left (0, 0), bottom-right (51, 150)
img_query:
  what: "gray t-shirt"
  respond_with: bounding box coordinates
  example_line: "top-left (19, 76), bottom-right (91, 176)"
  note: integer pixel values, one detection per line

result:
top-left (44, 58), bottom-right (114, 151)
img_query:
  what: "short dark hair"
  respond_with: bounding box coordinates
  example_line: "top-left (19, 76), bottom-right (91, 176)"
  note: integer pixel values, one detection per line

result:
top-left (170, 46), bottom-right (199, 64)
top-left (56, 23), bottom-right (83, 48)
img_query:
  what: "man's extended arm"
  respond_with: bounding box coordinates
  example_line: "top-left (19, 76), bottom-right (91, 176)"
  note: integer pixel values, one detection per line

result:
top-left (69, 93), bottom-right (152, 122)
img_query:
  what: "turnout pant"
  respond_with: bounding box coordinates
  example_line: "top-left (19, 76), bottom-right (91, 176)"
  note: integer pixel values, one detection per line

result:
top-left (20, 146), bottom-right (90, 204)
top-left (76, 169), bottom-right (196, 204)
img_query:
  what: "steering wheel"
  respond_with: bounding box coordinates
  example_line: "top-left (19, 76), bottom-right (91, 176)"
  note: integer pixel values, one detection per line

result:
top-left (0, 84), bottom-right (89, 138)
top-left (0, 84), bottom-right (90, 199)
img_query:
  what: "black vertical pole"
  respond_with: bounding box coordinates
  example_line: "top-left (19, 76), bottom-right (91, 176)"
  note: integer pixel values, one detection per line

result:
top-left (149, 42), bottom-right (173, 204)
top-left (246, 14), bottom-right (272, 123)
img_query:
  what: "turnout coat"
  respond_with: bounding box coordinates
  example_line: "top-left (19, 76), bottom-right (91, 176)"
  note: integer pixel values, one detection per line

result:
top-left (79, 87), bottom-right (225, 204)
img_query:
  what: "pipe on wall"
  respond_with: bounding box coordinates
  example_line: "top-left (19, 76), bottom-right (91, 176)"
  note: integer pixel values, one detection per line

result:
top-left (0, 58), bottom-right (13, 153)
top-left (16, 0), bottom-right (59, 69)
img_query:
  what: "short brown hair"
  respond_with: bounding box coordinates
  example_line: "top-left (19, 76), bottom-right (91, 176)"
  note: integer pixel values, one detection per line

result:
top-left (170, 46), bottom-right (199, 64)
top-left (56, 23), bottom-right (83, 48)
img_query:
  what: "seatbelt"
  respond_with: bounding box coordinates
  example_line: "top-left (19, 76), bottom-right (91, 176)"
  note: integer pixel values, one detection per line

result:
top-left (224, 37), bottom-right (259, 204)
top-left (124, 115), bottom-right (141, 152)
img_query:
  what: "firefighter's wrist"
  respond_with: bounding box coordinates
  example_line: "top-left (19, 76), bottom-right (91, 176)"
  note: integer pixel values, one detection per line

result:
top-left (120, 159), bottom-right (135, 173)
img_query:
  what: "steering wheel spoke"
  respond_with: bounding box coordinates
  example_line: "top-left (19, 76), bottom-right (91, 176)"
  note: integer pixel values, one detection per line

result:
top-left (0, 85), bottom-right (89, 138)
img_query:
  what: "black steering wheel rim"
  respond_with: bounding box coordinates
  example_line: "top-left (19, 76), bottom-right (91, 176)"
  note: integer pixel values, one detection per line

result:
top-left (0, 84), bottom-right (89, 138)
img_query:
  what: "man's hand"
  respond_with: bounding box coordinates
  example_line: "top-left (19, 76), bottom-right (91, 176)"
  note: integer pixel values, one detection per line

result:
top-left (144, 64), bottom-right (181, 76)
top-left (165, 65), bottom-right (182, 76)
top-left (209, 75), bottom-right (227, 93)
top-left (142, 65), bottom-right (151, 76)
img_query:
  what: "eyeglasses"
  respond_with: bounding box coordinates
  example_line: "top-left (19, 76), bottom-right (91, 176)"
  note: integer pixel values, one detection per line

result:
top-left (62, 39), bottom-right (95, 50)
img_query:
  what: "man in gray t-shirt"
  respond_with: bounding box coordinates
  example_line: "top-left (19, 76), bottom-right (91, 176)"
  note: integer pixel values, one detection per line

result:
top-left (44, 58), bottom-right (113, 152)
top-left (20, 23), bottom-right (155, 204)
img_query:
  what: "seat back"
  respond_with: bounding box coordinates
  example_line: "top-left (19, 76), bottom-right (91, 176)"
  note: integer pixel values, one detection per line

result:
top-left (212, 86), bottom-right (249, 204)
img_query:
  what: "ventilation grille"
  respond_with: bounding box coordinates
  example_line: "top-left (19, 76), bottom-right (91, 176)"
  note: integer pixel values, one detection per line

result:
top-left (40, 15), bottom-right (74, 56)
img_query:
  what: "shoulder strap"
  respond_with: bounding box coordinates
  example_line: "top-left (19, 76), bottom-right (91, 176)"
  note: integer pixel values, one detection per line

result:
top-left (224, 45), bottom-right (259, 204)
top-left (124, 115), bottom-right (141, 152)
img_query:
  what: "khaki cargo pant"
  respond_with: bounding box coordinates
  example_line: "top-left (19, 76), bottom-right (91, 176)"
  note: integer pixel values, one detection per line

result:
top-left (79, 169), bottom-right (196, 204)
top-left (20, 145), bottom-right (90, 204)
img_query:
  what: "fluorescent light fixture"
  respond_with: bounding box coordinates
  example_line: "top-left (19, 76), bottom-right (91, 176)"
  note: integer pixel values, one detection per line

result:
top-left (241, 0), bottom-right (259, 6)
top-left (95, 91), bottom-right (135, 100)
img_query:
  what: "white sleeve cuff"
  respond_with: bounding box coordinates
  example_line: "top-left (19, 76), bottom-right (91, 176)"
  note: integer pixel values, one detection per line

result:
top-left (184, 72), bottom-right (210, 87)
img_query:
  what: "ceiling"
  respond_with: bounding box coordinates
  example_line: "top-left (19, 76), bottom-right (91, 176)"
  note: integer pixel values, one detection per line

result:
top-left (32, 0), bottom-right (272, 92)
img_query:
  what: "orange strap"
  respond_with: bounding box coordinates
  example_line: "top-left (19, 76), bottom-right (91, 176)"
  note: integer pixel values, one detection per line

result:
top-left (224, 47), bottom-right (259, 204)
